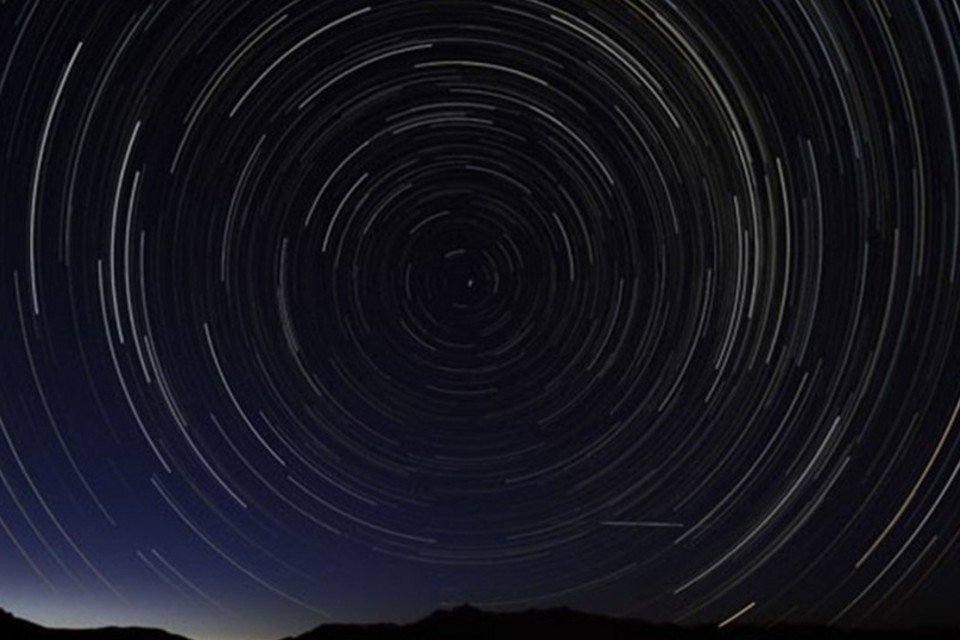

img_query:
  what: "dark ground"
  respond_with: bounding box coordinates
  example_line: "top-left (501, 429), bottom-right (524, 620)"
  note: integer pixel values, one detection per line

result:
top-left (3, 604), bottom-right (957, 640)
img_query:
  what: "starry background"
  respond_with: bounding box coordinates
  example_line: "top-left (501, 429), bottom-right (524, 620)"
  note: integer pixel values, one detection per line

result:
top-left (1, 1), bottom-right (960, 639)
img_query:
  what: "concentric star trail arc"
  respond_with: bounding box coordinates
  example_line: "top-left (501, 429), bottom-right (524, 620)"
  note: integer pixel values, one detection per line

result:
top-left (1, 2), bottom-right (959, 639)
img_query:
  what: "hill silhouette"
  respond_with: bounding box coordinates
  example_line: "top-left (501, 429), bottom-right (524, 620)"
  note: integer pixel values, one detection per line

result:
top-left (0, 607), bottom-right (190, 640)
top-left (282, 604), bottom-right (957, 640)
top-left (3, 603), bottom-right (958, 640)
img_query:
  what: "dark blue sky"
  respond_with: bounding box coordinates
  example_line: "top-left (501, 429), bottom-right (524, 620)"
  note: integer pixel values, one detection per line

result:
top-left (2, 1), bottom-right (960, 639)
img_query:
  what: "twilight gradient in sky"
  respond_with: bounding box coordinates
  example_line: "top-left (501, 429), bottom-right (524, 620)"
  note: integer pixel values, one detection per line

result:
top-left (2, 1), bottom-right (960, 639)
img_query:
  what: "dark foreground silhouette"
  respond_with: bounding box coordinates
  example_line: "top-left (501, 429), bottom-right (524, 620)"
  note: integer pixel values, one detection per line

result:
top-left (3, 604), bottom-right (957, 640)
top-left (283, 605), bottom-right (956, 640)
top-left (0, 607), bottom-right (189, 640)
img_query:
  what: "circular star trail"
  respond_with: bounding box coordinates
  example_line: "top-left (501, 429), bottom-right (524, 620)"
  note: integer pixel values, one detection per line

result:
top-left (1, 1), bottom-right (960, 637)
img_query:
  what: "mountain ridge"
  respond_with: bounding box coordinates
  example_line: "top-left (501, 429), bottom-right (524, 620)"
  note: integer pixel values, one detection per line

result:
top-left (281, 603), bottom-right (957, 640)
top-left (0, 606), bottom-right (191, 640)
top-left (4, 603), bottom-right (957, 640)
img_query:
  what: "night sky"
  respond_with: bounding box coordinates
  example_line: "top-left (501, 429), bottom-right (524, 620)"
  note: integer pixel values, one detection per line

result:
top-left (2, 1), bottom-right (960, 639)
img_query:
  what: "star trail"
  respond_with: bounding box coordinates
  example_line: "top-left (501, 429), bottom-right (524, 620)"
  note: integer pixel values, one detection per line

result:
top-left (1, 1), bottom-right (960, 639)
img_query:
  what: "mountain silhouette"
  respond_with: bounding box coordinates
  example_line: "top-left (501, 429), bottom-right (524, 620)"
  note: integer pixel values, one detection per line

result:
top-left (282, 604), bottom-right (957, 640)
top-left (0, 607), bottom-right (190, 640)
top-left (3, 604), bottom-right (958, 640)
